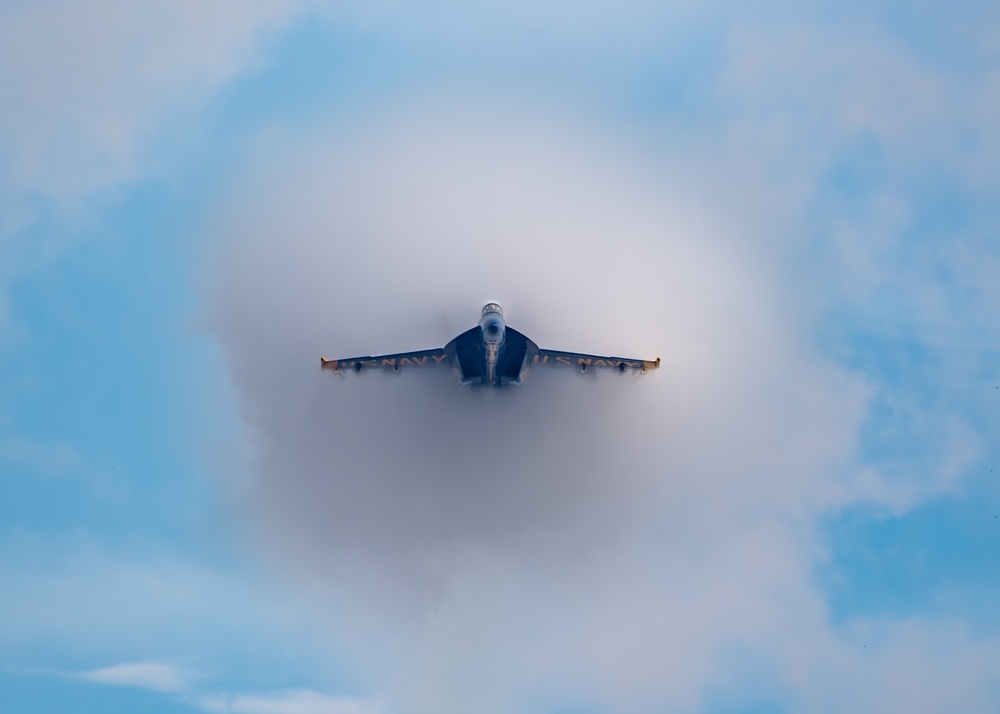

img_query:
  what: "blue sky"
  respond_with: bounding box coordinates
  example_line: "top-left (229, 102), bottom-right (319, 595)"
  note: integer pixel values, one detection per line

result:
top-left (2, 1), bottom-right (998, 712)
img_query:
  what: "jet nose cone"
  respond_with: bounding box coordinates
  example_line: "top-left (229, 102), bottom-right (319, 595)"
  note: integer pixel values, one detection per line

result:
top-left (479, 308), bottom-right (506, 345)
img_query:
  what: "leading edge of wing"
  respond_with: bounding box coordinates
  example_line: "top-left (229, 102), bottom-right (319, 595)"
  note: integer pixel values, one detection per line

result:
top-left (321, 347), bottom-right (449, 373)
top-left (533, 349), bottom-right (660, 373)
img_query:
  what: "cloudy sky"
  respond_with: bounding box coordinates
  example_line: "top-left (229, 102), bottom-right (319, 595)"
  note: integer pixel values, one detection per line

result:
top-left (2, 1), bottom-right (999, 712)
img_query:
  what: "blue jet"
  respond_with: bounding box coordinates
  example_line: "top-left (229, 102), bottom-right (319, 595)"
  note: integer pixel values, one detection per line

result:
top-left (322, 303), bottom-right (660, 387)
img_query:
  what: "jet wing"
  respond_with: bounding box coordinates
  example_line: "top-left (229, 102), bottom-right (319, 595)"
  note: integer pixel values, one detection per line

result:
top-left (321, 347), bottom-right (450, 373)
top-left (531, 349), bottom-right (660, 373)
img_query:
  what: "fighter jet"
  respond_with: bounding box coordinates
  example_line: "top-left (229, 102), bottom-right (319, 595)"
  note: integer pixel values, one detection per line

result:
top-left (321, 303), bottom-right (660, 387)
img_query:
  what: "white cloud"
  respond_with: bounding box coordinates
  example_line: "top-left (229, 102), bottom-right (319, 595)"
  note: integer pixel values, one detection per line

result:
top-left (704, 17), bottom-right (1000, 516)
top-left (0, 536), bottom-right (335, 675)
top-left (316, 0), bottom-right (703, 59)
top-left (782, 617), bottom-right (1000, 713)
top-left (0, 0), bottom-right (303, 204)
top-left (205, 108), bottom-right (972, 712)
top-left (0, 433), bottom-right (82, 476)
top-left (2, 2), bottom-right (994, 711)
top-left (197, 68), bottom-right (1000, 702)
top-left (717, 19), bottom-right (1000, 318)
top-left (0, 0), bottom-right (308, 329)
top-left (199, 690), bottom-right (381, 714)
top-left (79, 660), bottom-right (188, 693)
top-left (74, 662), bottom-right (382, 714)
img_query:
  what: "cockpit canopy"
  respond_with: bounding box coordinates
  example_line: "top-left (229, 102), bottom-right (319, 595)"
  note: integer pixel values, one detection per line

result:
top-left (479, 303), bottom-right (506, 345)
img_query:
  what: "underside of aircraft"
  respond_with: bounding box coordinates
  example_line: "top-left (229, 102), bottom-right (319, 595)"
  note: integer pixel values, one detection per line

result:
top-left (321, 303), bottom-right (660, 388)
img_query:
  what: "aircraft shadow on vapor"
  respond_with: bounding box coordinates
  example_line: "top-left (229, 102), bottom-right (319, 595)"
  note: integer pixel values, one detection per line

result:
top-left (321, 303), bottom-right (660, 388)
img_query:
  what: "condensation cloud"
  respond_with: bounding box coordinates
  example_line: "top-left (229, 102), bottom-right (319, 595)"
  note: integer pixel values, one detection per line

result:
top-left (199, 109), bottom-right (920, 712)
